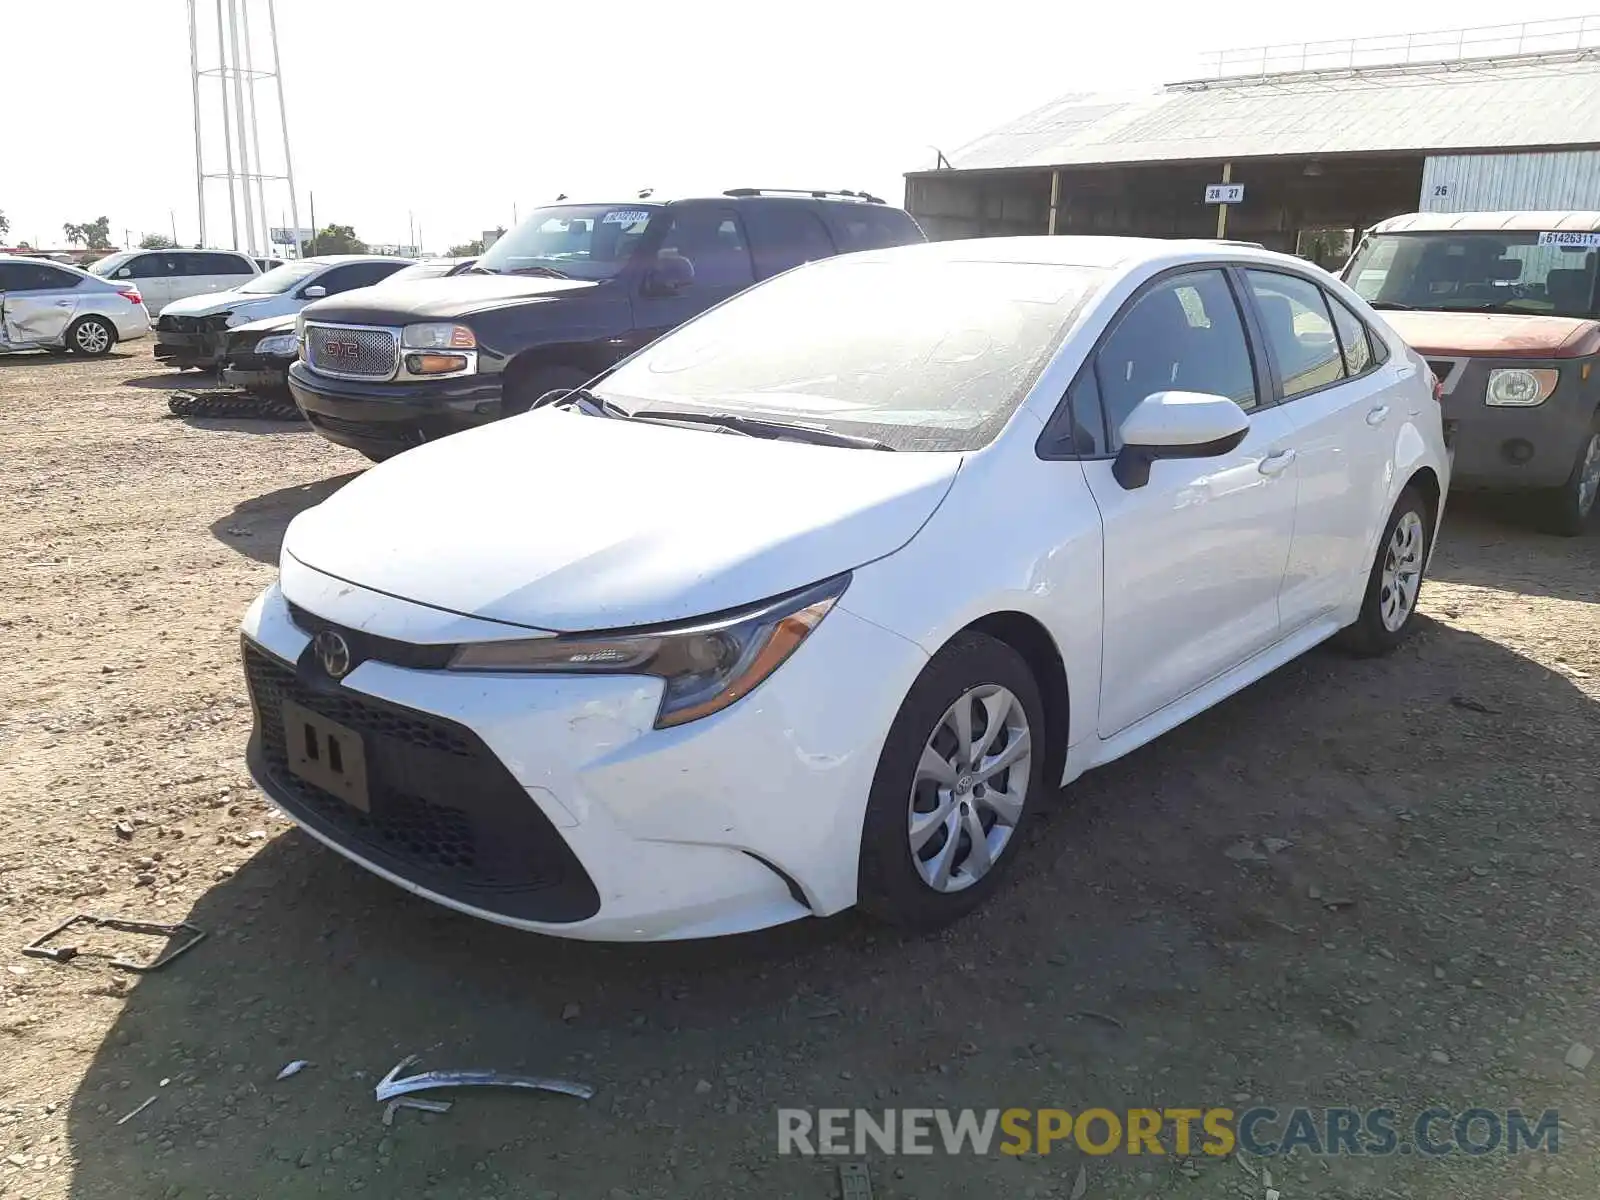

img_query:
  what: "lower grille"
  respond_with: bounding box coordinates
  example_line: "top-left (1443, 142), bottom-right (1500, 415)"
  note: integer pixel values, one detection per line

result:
top-left (305, 412), bottom-right (414, 445)
top-left (243, 643), bottom-right (600, 922)
top-left (305, 323), bottom-right (398, 378)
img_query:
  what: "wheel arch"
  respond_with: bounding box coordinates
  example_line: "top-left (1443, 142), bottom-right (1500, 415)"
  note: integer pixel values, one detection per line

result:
top-left (1405, 465), bottom-right (1442, 536)
top-left (952, 611), bottom-right (1071, 787)
top-left (66, 311), bottom-right (118, 353)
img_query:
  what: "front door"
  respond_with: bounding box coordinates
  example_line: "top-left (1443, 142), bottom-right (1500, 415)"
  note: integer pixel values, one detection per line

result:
top-left (115, 253), bottom-right (173, 314)
top-left (0, 262), bottom-right (80, 346)
top-left (629, 205), bottom-right (755, 351)
top-left (1074, 268), bottom-right (1299, 736)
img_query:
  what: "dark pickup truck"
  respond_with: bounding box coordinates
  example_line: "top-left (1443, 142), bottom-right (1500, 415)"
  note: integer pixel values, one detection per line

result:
top-left (286, 189), bottom-right (925, 460)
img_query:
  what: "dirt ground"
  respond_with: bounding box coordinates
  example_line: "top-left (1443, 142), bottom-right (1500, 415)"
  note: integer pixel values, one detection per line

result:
top-left (0, 344), bottom-right (1597, 1200)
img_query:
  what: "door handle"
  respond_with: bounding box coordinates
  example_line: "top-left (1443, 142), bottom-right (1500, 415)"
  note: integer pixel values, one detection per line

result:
top-left (1259, 448), bottom-right (1296, 477)
top-left (1366, 405), bottom-right (1390, 427)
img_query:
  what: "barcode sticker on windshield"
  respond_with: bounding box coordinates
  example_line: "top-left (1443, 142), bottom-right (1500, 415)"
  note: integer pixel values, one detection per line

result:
top-left (603, 210), bottom-right (650, 225)
top-left (1537, 231), bottom-right (1600, 248)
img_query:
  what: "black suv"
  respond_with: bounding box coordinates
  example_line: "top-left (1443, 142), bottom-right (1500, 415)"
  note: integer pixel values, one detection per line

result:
top-left (287, 189), bottom-right (926, 460)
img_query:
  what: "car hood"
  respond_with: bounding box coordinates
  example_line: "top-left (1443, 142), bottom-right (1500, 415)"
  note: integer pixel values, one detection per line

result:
top-left (299, 274), bottom-right (600, 325)
top-left (231, 312), bottom-right (299, 335)
top-left (159, 290), bottom-right (282, 320)
top-left (282, 411), bottom-right (961, 632)
top-left (1385, 310), bottom-right (1600, 359)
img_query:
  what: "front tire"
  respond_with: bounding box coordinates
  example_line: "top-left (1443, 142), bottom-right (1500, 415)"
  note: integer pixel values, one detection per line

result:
top-left (1337, 486), bottom-right (1431, 657)
top-left (858, 632), bottom-right (1045, 930)
top-left (1540, 418), bottom-right (1600, 537)
top-left (67, 316), bottom-right (115, 357)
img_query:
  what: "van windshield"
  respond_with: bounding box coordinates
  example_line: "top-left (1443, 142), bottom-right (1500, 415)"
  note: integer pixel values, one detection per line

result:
top-left (1345, 231), bottom-right (1600, 318)
top-left (475, 205), bottom-right (662, 281)
top-left (88, 253), bottom-right (133, 278)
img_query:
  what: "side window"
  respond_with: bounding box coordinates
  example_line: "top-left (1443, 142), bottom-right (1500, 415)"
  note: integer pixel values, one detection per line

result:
top-left (182, 251), bottom-right (249, 276)
top-left (0, 263), bottom-right (76, 291)
top-left (1064, 368), bottom-right (1108, 457)
top-left (655, 208), bottom-right (755, 289)
top-left (126, 254), bottom-right (171, 279)
top-left (0, 263), bottom-right (19, 291)
top-left (314, 264), bottom-right (400, 294)
top-left (1245, 270), bottom-right (1346, 398)
top-left (1325, 292), bottom-right (1377, 377)
top-left (1095, 269), bottom-right (1259, 445)
top-left (743, 206), bottom-right (837, 278)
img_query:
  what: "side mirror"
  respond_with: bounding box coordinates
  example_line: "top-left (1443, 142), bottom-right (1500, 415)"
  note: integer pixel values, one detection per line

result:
top-left (641, 254), bottom-right (694, 298)
top-left (1112, 391), bottom-right (1250, 490)
top-left (301, 284), bottom-right (327, 299)
top-left (115, 267), bottom-right (132, 279)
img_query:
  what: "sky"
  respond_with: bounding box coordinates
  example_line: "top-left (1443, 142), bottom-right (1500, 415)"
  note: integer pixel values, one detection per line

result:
top-left (2, 0), bottom-right (1596, 255)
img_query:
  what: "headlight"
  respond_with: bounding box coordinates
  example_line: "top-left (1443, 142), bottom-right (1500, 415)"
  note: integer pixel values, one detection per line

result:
top-left (1485, 368), bottom-right (1558, 406)
top-left (402, 322), bottom-right (476, 350)
top-left (255, 333), bottom-right (299, 356)
top-left (294, 313), bottom-right (307, 337)
top-left (448, 574), bottom-right (849, 728)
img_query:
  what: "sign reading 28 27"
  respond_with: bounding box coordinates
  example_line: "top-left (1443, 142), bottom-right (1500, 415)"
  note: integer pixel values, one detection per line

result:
top-left (1537, 231), bottom-right (1600, 248)
top-left (1205, 184), bottom-right (1245, 205)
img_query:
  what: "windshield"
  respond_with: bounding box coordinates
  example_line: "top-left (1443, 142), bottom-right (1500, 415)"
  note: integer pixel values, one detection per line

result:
top-left (88, 253), bottom-right (132, 278)
top-left (475, 205), bottom-right (661, 280)
top-left (1345, 231), bottom-right (1600, 318)
top-left (382, 260), bottom-right (455, 283)
top-left (597, 256), bottom-right (1106, 452)
top-left (237, 261), bottom-right (321, 294)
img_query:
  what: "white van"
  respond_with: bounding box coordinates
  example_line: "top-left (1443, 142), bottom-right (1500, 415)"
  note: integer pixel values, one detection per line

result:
top-left (89, 249), bottom-right (258, 316)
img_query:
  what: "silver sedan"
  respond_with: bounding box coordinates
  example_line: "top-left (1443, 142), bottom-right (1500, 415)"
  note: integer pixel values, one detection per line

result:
top-left (0, 256), bottom-right (151, 357)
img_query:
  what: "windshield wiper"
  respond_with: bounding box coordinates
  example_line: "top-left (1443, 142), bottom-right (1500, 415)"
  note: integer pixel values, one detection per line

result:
top-left (1368, 301), bottom-right (1416, 311)
top-left (547, 387), bottom-right (631, 419)
top-left (628, 409), bottom-right (896, 450)
top-left (509, 265), bottom-right (572, 280)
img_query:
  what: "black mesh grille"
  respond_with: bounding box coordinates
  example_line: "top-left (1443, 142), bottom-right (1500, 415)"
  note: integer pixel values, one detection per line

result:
top-left (305, 412), bottom-right (417, 446)
top-left (243, 642), bottom-right (599, 922)
top-left (305, 324), bottom-right (397, 377)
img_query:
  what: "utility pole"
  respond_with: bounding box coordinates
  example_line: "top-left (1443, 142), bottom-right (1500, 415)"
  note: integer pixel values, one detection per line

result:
top-left (226, 0), bottom-right (257, 254)
top-left (266, 0), bottom-right (302, 262)
top-left (188, 0), bottom-right (206, 247)
top-left (213, 0), bottom-right (240, 250)
top-left (170, 210), bottom-right (179, 248)
top-left (309, 191), bottom-right (317, 257)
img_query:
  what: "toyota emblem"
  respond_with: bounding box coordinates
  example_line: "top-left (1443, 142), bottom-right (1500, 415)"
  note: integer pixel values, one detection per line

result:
top-left (313, 630), bottom-right (352, 679)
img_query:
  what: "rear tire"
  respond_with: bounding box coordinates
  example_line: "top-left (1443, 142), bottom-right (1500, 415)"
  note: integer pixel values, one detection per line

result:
top-left (858, 632), bottom-right (1045, 931)
top-left (67, 316), bottom-right (115, 357)
top-left (1336, 486), bottom-right (1432, 657)
top-left (1539, 417), bottom-right (1600, 537)
top-left (501, 363), bottom-right (593, 416)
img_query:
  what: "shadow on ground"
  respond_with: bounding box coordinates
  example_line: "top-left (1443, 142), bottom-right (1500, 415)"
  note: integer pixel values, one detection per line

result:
top-left (0, 350), bottom-right (140, 367)
top-left (60, 620), bottom-right (1600, 1199)
top-left (1432, 496), bottom-right (1598, 603)
top-left (123, 371), bottom-right (224, 390)
top-left (211, 473), bottom-right (361, 565)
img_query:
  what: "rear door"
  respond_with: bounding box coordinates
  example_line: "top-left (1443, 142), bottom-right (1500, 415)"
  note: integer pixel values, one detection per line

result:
top-left (630, 204), bottom-right (756, 349)
top-left (111, 253), bottom-right (175, 313)
top-left (1072, 267), bottom-right (1299, 735)
top-left (183, 251), bottom-right (255, 299)
top-left (1240, 268), bottom-right (1400, 629)
top-left (0, 262), bottom-right (83, 345)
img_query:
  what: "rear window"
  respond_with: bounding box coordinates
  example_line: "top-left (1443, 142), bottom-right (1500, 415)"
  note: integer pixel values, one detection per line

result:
top-left (830, 206), bottom-right (924, 253)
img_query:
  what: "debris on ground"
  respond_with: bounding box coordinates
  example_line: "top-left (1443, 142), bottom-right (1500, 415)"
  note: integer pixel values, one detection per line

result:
top-left (116, 1095), bottom-right (158, 1126)
top-left (167, 390), bottom-right (300, 421)
top-left (382, 1097), bottom-right (452, 1126)
top-left (1070, 1010), bottom-right (1125, 1031)
top-left (1565, 1042), bottom-right (1593, 1072)
top-left (1448, 694), bottom-right (1500, 714)
top-left (1069, 1163), bottom-right (1088, 1199)
top-left (1224, 840), bottom-right (1267, 863)
top-left (1261, 837), bottom-right (1292, 854)
top-left (276, 1060), bottom-right (312, 1081)
top-left (24, 914), bottom-right (205, 972)
top-left (374, 1056), bottom-right (595, 1107)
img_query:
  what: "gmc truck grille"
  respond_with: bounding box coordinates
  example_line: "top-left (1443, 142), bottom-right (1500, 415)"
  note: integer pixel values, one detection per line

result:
top-left (305, 323), bottom-right (398, 379)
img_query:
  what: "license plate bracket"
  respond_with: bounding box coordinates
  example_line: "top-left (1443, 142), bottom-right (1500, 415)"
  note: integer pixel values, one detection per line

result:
top-left (282, 700), bottom-right (370, 812)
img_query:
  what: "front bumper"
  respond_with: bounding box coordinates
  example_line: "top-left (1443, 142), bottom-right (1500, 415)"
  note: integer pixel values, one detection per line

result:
top-left (239, 566), bottom-right (928, 941)
top-left (287, 361), bottom-right (504, 459)
top-left (1432, 356), bottom-right (1597, 489)
top-left (221, 351), bottom-right (293, 393)
top-left (154, 328), bottom-right (226, 367)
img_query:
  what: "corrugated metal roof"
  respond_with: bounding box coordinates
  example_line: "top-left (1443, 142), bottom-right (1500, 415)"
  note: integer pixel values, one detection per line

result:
top-left (940, 52), bottom-right (1600, 172)
top-left (1372, 210), bottom-right (1600, 232)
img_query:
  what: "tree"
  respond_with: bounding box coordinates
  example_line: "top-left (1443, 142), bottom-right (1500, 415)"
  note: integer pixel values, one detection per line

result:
top-left (448, 238), bottom-right (485, 257)
top-left (139, 233), bottom-right (177, 249)
top-left (300, 224), bottom-right (367, 256)
top-left (0, 209), bottom-right (9, 240)
top-left (62, 217), bottom-right (113, 250)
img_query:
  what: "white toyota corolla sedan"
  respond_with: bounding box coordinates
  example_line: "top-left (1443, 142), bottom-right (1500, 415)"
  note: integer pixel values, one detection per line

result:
top-left (240, 236), bottom-right (1450, 941)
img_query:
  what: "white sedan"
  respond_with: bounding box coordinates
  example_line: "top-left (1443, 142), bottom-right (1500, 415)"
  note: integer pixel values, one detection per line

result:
top-left (240, 236), bottom-right (1450, 941)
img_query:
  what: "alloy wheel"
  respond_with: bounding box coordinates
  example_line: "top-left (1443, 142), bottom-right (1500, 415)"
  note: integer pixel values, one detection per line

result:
top-left (75, 320), bottom-right (110, 354)
top-left (1379, 510), bottom-right (1425, 632)
top-left (1577, 434), bottom-right (1600, 518)
top-left (907, 684), bottom-right (1031, 893)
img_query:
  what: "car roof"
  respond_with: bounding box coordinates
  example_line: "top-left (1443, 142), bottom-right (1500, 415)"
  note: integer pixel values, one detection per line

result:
top-left (536, 191), bottom-right (901, 210)
top-left (299, 254), bottom-right (415, 265)
top-left (848, 235), bottom-right (1319, 274)
top-left (1372, 210), bottom-right (1600, 233)
top-left (1, 255), bottom-right (91, 277)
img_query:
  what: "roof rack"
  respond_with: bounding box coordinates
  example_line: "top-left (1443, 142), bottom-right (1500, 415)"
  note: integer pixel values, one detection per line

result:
top-left (723, 188), bottom-right (886, 205)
